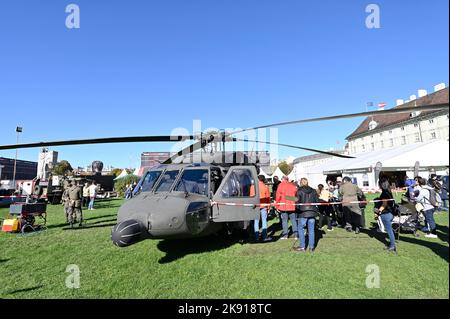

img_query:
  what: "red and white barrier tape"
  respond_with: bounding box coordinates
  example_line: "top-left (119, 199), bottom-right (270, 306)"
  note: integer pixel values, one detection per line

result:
top-left (211, 198), bottom-right (395, 208)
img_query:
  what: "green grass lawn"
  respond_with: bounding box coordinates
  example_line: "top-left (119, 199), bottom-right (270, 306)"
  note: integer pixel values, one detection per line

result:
top-left (0, 194), bottom-right (448, 299)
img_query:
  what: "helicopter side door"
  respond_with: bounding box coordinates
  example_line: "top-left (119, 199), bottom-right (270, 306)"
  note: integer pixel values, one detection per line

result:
top-left (211, 166), bottom-right (260, 222)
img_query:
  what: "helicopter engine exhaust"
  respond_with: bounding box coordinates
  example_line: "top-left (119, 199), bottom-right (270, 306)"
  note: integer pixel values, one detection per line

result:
top-left (111, 219), bottom-right (145, 247)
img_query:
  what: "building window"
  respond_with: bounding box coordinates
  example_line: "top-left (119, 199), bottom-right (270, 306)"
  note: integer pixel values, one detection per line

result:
top-left (431, 132), bottom-right (437, 139)
top-left (362, 145), bottom-right (366, 151)
top-left (362, 174), bottom-right (369, 187)
top-left (414, 123), bottom-right (419, 128)
top-left (389, 138), bottom-right (394, 147)
top-left (371, 143), bottom-right (375, 151)
top-left (369, 121), bottom-right (378, 130)
top-left (415, 133), bottom-right (420, 142)
top-left (401, 127), bottom-right (405, 131)
top-left (401, 136), bottom-right (406, 145)
top-left (389, 130), bottom-right (393, 134)
top-left (380, 132), bottom-right (383, 137)
top-left (429, 119), bottom-right (434, 124)
top-left (371, 135), bottom-right (374, 139)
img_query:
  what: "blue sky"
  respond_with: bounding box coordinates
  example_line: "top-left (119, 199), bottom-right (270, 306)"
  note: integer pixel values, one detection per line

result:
top-left (0, 0), bottom-right (448, 169)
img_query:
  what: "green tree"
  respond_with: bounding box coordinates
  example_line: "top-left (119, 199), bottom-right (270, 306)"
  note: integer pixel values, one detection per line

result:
top-left (52, 160), bottom-right (73, 176)
top-left (278, 161), bottom-right (293, 175)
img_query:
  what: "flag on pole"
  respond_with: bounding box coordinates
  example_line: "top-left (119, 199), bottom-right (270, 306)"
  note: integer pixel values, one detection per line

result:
top-left (366, 102), bottom-right (374, 107)
top-left (378, 102), bottom-right (387, 109)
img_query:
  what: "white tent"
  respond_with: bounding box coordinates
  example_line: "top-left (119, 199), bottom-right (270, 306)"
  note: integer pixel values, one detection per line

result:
top-left (271, 167), bottom-right (286, 179)
top-left (132, 167), bottom-right (145, 177)
top-left (294, 140), bottom-right (450, 188)
top-left (258, 167), bottom-right (272, 179)
top-left (113, 169), bottom-right (129, 180)
top-left (288, 170), bottom-right (297, 182)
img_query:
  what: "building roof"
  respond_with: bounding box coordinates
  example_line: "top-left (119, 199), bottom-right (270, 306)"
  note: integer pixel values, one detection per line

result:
top-left (346, 87), bottom-right (449, 140)
top-left (305, 140), bottom-right (449, 175)
top-left (293, 150), bottom-right (347, 164)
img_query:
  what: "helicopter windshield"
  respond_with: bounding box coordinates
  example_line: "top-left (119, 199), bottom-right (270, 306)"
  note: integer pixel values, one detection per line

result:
top-left (174, 169), bottom-right (209, 195)
top-left (154, 170), bottom-right (180, 192)
top-left (139, 170), bottom-right (163, 193)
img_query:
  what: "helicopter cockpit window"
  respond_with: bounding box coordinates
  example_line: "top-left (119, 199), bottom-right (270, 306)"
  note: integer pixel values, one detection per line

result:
top-left (140, 170), bottom-right (162, 192)
top-left (221, 169), bottom-right (255, 198)
top-left (175, 169), bottom-right (209, 195)
top-left (155, 170), bottom-right (180, 192)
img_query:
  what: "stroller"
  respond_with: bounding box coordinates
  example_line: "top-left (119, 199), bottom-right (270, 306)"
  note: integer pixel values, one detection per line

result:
top-left (375, 197), bottom-right (422, 238)
top-left (391, 201), bottom-right (421, 237)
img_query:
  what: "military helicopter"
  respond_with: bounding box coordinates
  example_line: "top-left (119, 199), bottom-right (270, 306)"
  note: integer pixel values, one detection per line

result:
top-left (0, 102), bottom-right (447, 247)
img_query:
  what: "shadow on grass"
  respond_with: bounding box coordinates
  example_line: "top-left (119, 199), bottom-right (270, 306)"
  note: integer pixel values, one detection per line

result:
top-left (362, 228), bottom-right (390, 248)
top-left (8, 285), bottom-right (44, 295)
top-left (63, 222), bottom-right (116, 231)
top-left (364, 226), bottom-right (449, 263)
top-left (266, 217), bottom-right (326, 249)
top-left (83, 214), bottom-right (117, 222)
top-left (47, 215), bottom-right (117, 230)
top-left (157, 235), bottom-right (239, 264)
top-left (398, 235), bottom-right (449, 263)
top-left (436, 224), bottom-right (449, 243)
top-left (0, 258), bottom-right (10, 264)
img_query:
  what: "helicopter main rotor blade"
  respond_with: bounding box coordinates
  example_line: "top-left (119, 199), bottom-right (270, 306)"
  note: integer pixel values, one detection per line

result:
top-left (163, 133), bottom-right (219, 164)
top-left (0, 135), bottom-right (195, 151)
top-left (163, 140), bottom-right (204, 164)
top-left (229, 103), bottom-right (449, 136)
top-left (233, 138), bottom-right (355, 159)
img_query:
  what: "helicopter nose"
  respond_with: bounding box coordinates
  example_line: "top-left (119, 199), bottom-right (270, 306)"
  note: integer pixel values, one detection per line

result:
top-left (111, 219), bottom-right (144, 247)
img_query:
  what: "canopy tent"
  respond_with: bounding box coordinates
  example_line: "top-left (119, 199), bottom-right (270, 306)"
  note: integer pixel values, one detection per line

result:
top-left (287, 170), bottom-right (297, 182)
top-left (271, 167), bottom-right (286, 180)
top-left (321, 140), bottom-right (449, 174)
top-left (132, 167), bottom-right (145, 177)
top-left (295, 140), bottom-right (449, 188)
top-left (258, 167), bottom-right (272, 179)
top-left (113, 169), bottom-right (129, 180)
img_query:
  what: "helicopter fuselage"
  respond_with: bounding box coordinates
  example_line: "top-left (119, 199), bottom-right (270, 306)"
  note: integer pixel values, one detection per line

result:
top-left (111, 162), bottom-right (261, 247)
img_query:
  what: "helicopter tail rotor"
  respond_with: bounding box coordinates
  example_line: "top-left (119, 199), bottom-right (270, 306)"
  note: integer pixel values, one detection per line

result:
top-left (111, 219), bottom-right (145, 247)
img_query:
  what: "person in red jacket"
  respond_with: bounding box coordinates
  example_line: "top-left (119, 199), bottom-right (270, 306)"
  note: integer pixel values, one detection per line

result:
top-left (250, 175), bottom-right (272, 242)
top-left (276, 176), bottom-right (298, 239)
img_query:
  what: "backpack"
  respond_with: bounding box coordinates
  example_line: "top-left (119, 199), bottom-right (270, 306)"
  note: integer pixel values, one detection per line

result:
top-left (426, 187), bottom-right (442, 209)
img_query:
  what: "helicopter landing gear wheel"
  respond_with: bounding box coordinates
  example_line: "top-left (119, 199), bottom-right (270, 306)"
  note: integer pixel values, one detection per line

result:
top-left (21, 224), bottom-right (35, 233)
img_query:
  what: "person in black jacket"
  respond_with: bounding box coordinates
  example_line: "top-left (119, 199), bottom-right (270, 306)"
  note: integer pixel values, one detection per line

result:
top-left (294, 178), bottom-right (319, 253)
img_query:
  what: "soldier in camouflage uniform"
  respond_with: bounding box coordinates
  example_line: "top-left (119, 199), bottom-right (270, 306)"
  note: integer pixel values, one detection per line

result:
top-left (68, 180), bottom-right (83, 227)
top-left (62, 181), bottom-right (72, 223)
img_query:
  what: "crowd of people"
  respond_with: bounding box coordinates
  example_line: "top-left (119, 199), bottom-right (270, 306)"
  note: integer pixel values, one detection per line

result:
top-left (62, 180), bottom-right (98, 227)
top-left (252, 172), bottom-right (448, 254)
